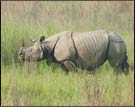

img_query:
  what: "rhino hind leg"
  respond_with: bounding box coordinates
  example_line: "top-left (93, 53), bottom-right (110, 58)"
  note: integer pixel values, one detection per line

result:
top-left (60, 60), bottom-right (77, 73)
top-left (113, 65), bottom-right (123, 75)
top-left (113, 61), bottom-right (129, 75)
top-left (121, 55), bottom-right (129, 74)
top-left (107, 33), bottom-right (129, 75)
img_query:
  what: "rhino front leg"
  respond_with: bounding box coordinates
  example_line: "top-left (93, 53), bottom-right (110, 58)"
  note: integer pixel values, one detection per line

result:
top-left (60, 60), bottom-right (77, 74)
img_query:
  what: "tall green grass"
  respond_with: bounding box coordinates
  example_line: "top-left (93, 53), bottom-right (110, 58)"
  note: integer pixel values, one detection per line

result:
top-left (1, 1), bottom-right (134, 106)
top-left (1, 63), bottom-right (134, 106)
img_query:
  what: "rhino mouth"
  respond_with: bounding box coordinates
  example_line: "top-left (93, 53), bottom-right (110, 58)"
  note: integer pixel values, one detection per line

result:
top-left (18, 47), bottom-right (32, 62)
top-left (19, 56), bottom-right (32, 62)
top-left (18, 52), bottom-right (29, 62)
top-left (19, 53), bottom-right (41, 62)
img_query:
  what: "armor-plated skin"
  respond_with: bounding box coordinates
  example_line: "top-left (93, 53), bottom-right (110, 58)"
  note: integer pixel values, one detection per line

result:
top-left (72, 31), bottom-right (109, 70)
top-left (18, 30), bottom-right (129, 74)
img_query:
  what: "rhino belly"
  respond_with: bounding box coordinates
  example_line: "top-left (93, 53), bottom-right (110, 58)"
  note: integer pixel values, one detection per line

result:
top-left (73, 31), bottom-right (109, 70)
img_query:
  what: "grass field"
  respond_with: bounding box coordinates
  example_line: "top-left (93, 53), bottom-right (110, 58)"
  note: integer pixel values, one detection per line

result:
top-left (1, 1), bottom-right (134, 106)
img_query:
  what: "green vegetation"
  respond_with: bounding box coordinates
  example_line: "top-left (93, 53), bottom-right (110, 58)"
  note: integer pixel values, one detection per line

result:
top-left (1, 1), bottom-right (134, 106)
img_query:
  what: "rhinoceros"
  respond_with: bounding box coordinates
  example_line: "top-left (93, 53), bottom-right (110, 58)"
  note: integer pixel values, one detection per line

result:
top-left (18, 30), bottom-right (129, 74)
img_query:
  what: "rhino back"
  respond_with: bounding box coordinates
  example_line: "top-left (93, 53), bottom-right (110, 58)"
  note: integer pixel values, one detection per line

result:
top-left (45, 32), bottom-right (66, 50)
top-left (44, 31), bottom-right (73, 53)
top-left (72, 30), bottom-right (109, 69)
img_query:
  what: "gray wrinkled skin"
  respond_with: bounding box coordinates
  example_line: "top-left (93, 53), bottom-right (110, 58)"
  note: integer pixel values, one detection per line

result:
top-left (18, 30), bottom-right (129, 74)
top-left (18, 40), bottom-right (44, 62)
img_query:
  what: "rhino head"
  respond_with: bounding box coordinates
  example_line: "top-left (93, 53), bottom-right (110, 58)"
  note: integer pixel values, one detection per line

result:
top-left (18, 36), bottom-right (46, 62)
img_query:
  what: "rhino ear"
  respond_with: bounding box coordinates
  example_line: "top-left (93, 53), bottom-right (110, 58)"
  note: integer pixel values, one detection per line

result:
top-left (40, 36), bottom-right (45, 43)
top-left (31, 39), bottom-right (37, 42)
